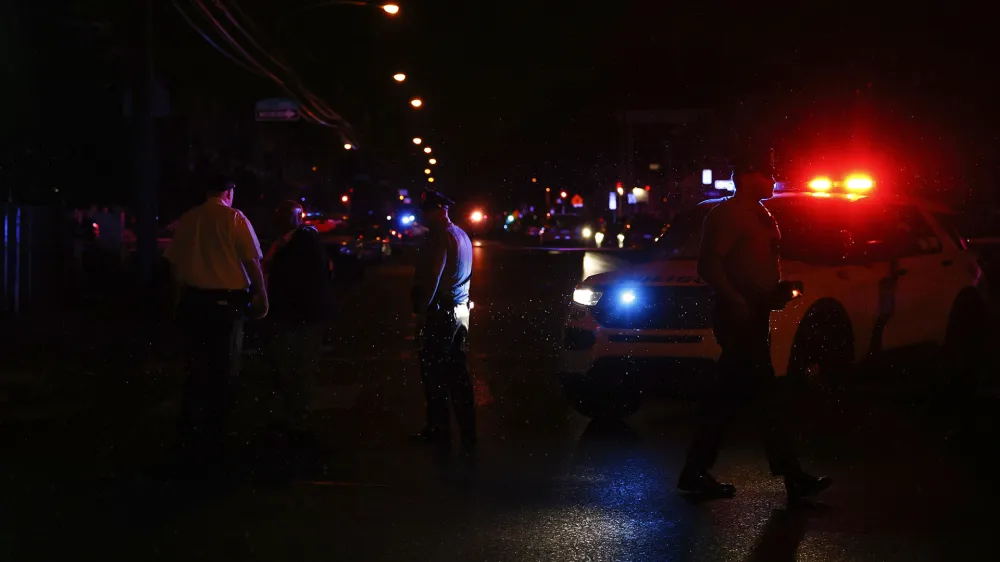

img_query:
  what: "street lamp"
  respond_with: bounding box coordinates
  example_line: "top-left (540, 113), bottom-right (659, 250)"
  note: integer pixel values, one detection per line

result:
top-left (393, 73), bottom-right (407, 82)
top-left (381, 3), bottom-right (400, 15)
top-left (410, 98), bottom-right (423, 108)
top-left (424, 147), bottom-right (432, 154)
top-left (427, 177), bottom-right (435, 183)
top-left (343, 143), bottom-right (353, 150)
top-left (428, 158), bottom-right (437, 165)
top-left (424, 168), bottom-right (432, 174)
top-left (412, 137), bottom-right (422, 145)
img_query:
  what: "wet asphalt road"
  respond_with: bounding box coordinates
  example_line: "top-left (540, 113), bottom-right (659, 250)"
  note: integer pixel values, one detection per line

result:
top-left (4, 242), bottom-right (1000, 561)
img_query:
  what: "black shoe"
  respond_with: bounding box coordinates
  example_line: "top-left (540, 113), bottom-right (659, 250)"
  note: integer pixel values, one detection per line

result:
top-left (677, 465), bottom-right (736, 498)
top-left (785, 471), bottom-right (832, 501)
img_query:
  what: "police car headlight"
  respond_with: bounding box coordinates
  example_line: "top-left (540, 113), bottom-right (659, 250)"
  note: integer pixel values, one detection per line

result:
top-left (572, 286), bottom-right (603, 306)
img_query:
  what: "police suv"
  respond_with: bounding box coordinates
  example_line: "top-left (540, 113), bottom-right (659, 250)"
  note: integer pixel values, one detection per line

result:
top-left (560, 175), bottom-right (990, 419)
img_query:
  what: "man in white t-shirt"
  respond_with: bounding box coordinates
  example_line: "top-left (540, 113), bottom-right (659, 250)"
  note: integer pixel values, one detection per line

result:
top-left (678, 155), bottom-right (831, 502)
top-left (164, 172), bottom-right (269, 466)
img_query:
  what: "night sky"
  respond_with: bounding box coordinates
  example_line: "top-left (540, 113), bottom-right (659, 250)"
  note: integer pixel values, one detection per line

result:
top-left (10, 1), bottom-right (1000, 206)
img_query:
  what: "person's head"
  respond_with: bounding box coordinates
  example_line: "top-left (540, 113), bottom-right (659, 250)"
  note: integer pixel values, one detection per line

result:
top-left (276, 200), bottom-right (304, 232)
top-left (420, 190), bottom-right (455, 227)
top-left (205, 174), bottom-right (236, 207)
top-left (730, 156), bottom-right (775, 201)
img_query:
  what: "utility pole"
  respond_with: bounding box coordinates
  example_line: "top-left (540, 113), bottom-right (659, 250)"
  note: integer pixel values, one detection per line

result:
top-left (134, 0), bottom-right (157, 290)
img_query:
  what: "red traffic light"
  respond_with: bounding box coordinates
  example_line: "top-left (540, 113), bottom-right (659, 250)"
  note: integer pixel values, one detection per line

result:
top-left (559, 191), bottom-right (568, 199)
top-left (341, 195), bottom-right (350, 203)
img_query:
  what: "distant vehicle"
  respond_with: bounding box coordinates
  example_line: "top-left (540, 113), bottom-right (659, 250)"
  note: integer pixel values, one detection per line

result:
top-left (304, 212), bottom-right (349, 235)
top-left (561, 174), bottom-right (990, 419)
top-left (520, 215), bottom-right (545, 239)
top-left (622, 215), bottom-right (668, 249)
top-left (540, 214), bottom-right (590, 246)
top-left (464, 208), bottom-right (492, 236)
top-left (356, 221), bottom-right (393, 262)
top-left (317, 220), bottom-right (365, 260)
top-left (396, 213), bottom-right (428, 244)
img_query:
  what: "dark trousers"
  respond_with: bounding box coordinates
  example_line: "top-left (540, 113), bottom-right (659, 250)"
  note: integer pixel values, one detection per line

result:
top-left (177, 288), bottom-right (248, 457)
top-left (264, 322), bottom-right (323, 432)
top-left (686, 303), bottom-right (801, 475)
top-left (420, 303), bottom-right (476, 445)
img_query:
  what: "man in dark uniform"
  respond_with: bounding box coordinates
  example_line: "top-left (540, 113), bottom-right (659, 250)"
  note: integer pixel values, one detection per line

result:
top-left (165, 172), bottom-right (268, 468)
top-left (677, 155), bottom-right (832, 502)
top-left (411, 190), bottom-right (476, 453)
top-left (262, 200), bottom-right (333, 444)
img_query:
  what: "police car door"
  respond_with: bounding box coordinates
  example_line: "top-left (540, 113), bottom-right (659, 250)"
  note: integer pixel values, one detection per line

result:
top-left (861, 203), bottom-right (950, 350)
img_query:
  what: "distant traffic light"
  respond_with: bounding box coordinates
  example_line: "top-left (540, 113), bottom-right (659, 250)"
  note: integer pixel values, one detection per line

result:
top-left (341, 195), bottom-right (350, 203)
top-left (559, 191), bottom-right (568, 199)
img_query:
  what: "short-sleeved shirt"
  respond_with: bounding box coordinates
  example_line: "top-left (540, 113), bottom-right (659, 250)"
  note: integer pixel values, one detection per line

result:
top-left (164, 197), bottom-right (263, 290)
top-left (699, 197), bottom-right (781, 297)
top-left (412, 222), bottom-right (473, 314)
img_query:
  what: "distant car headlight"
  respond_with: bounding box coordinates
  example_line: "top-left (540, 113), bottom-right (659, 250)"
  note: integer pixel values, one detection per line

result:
top-left (572, 286), bottom-right (603, 306)
top-left (581, 227), bottom-right (592, 238)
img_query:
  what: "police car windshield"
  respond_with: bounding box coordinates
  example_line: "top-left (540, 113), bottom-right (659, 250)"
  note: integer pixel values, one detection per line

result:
top-left (654, 197), bottom-right (881, 264)
top-left (653, 205), bottom-right (712, 259)
top-left (763, 198), bottom-right (858, 264)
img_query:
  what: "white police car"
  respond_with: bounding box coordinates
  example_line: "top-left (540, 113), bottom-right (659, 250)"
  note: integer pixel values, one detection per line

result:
top-left (560, 175), bottom-right (990, 419)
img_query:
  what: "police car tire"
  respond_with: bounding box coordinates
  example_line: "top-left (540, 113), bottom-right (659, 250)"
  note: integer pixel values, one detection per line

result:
top-left (561, 377), bottom-right (643, 420)
top-left (787, 299), bottom-right (854, 390)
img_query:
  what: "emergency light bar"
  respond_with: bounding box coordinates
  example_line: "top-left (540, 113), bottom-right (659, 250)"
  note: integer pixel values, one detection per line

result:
top-left (775, 175), bottom-right (875, 194)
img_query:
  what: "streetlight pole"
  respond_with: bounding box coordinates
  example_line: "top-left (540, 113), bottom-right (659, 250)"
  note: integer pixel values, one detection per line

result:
top-left (134, 0), bottom-right (157, 290)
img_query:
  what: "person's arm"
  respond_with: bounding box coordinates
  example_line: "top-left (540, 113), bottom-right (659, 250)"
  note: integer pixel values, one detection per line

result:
top-left (413, 233), bottom-right (448, 316)
top-left (234, 212), bottom-right (269, 317)
top-left (697, 207), bottom-right (745, 306)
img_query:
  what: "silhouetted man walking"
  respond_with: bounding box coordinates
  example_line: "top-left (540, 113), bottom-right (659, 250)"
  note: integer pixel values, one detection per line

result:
top-left (678, 155), bottom-right (831, 502)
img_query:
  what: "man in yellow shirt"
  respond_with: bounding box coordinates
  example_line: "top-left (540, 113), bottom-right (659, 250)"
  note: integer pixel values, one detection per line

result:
top-left (164, 172), bottom-right (268, 466)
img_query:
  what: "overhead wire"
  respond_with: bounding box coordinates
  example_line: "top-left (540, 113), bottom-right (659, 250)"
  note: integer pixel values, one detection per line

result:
top-left (210, 0), bottom-right (348, 128)
top-left (215, 0), bottom-right (356, 136)
top-left (171, 0), bottom-right (264, 77)
top-left (181, 0), bottom-right (346, 131)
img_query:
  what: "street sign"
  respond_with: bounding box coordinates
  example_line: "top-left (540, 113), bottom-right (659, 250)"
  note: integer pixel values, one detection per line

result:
top-left (255, 98), bottom-right (300, 122)
top-left (571, 194), bottom-right (584, 208)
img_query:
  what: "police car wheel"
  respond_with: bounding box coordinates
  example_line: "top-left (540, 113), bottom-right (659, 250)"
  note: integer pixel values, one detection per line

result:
top-left (560, 376), bottom-right (643, 420)
top-left (787, 300), bottom-right (853, 391)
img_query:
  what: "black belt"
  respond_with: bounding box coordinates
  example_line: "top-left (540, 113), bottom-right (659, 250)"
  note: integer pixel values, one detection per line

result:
top-left (430, 300), bottom-right (470, 311)
top-left (182, 286), bottom-right (249, 296)
top-left (181, 286), bottom-right (250, 307)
